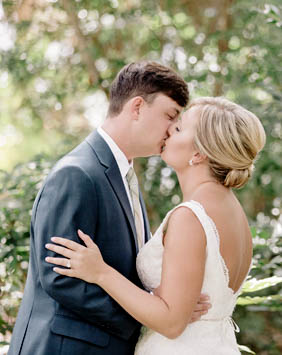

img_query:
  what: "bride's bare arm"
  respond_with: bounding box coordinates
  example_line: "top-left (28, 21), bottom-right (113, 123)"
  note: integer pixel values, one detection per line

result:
top-left (45, 207), bottom-right (206, 339)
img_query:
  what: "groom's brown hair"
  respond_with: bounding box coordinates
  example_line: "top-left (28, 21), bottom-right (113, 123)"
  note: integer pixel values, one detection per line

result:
top-left (107, 61), bottom-right (189, 117)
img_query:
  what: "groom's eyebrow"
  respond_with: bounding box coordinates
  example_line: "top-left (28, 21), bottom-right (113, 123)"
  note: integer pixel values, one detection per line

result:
top-left (168, 108), bottom-right (180, 118)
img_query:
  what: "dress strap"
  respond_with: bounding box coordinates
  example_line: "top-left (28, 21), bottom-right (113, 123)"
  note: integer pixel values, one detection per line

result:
top-left (172, 200), bottom-right (218, 246)
top-left (161, 200), bottom-right (214, 240)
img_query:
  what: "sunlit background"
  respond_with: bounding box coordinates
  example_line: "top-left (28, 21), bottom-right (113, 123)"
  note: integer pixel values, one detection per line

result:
top-left (0, 0), bottom-right (281, 354)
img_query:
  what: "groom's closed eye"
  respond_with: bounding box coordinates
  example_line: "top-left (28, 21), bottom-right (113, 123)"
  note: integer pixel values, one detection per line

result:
top-left (167, 114), bottom-right (179, 122)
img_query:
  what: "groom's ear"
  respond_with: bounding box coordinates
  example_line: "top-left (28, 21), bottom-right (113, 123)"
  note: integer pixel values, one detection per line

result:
top-left (130, 96), bottom-right (144, 120)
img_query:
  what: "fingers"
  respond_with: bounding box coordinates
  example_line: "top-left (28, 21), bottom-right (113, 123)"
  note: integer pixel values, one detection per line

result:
top-left (189, 314), bottom-right (200, 323)
top-left (77, 229), bottom-right (95, 248)
top-left (45, 243), bottom-right (74, 259)
top-left (189, 309), bottom-right (208, 323)
top-left (189, 302), bottom-right (212, 323)
top-left (45, 256), bottom-right (77, 279)
top-left (45, 256), bottom-right (70, 268)
top-left (52, 267), bottom-right (74, 277)
top-left (50, 237), bottom-right (84, 251)
top-left (193, 302), bottom-right (211, 312)
top-left (198, 293), bottom-right (210, 302)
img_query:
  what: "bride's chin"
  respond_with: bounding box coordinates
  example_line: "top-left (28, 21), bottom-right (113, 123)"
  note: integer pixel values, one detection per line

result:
top-left (160, 151), bottom-right (169, 164)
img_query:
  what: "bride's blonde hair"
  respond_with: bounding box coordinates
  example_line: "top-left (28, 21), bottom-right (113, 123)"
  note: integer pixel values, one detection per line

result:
top-left (188, 97), bottom-right (266, 189)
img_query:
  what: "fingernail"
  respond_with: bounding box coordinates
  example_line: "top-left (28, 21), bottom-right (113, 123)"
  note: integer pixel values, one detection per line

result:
top-left (45, 244), bottom-right (50, 248)
top-left (45, 257), bottom-right (49, 261)
top-left (51, 237), bottom-right (56, 241)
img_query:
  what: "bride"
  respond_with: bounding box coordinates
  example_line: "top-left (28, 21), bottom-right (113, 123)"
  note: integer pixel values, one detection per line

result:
top-left (46, 97), bottom-right (265, 354)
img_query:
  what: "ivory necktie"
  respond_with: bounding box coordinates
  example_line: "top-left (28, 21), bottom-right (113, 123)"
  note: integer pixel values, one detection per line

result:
top-left (126, 167), bottom-right (143, 250)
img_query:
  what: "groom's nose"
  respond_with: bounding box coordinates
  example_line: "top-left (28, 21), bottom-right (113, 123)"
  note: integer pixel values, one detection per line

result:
top-left (167, 123), bottom-right (176, 137)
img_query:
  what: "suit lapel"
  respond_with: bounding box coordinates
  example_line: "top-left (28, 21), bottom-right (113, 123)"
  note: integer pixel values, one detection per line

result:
top-left (86, 131), bottom-right (139, 254)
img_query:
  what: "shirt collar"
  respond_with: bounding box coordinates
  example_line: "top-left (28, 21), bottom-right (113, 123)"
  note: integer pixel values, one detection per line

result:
top-left (97, 127), bottom-right (133, 178)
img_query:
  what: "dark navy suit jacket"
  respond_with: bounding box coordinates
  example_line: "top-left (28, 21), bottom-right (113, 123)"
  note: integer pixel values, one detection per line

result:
top-left (8, 131), bottom-right (151, 355)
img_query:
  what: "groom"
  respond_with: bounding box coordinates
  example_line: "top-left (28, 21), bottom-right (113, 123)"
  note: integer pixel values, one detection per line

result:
top-left (9, 62), bottom-right (209, 355)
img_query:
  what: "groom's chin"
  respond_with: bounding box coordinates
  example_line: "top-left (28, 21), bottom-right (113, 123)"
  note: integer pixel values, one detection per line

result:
top-left (143, 148), bottom-right (161, 157)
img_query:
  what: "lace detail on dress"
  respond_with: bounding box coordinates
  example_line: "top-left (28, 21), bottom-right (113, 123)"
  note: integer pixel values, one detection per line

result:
top-left (190, 200), bottom-right (251, 296)
top-left (190, 200), bottom-right (231, 293)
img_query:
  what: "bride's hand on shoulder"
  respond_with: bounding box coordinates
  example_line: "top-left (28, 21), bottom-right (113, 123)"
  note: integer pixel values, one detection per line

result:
top-left (45, 229), bottom-right (107, 284)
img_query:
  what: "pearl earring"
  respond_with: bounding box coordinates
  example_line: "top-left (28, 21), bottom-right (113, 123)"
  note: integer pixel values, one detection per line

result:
top-left (189, 159), bottom-right (193, 166)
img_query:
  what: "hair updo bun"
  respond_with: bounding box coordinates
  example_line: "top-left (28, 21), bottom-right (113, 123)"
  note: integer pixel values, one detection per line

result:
top-left (188, 97), bottom-right (266, 189)
top-left (224, 164), bottom-right (254, 189)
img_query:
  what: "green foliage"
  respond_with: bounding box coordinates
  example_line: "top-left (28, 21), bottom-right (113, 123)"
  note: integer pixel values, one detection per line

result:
top-left (0, 0), bottom-right (281, 353)
top-left (0, 155), bottom-right (54, 342)
top-left (241, 276), bottom-right (282, 294)
top-left (234, 225), bottom-right (282, 354)
top-left (0, 157), bottom-right (281, 353)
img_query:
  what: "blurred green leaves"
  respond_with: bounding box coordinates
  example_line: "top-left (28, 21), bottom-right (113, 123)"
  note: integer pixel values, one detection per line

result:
top-left (241, 276), bottom-right (282, 294)
top-left (0, 0), bottom-right (281, 353)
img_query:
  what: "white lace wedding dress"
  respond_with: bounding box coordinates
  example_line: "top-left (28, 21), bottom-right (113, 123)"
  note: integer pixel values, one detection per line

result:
top-left (135, 200), bottom-right (245, 355)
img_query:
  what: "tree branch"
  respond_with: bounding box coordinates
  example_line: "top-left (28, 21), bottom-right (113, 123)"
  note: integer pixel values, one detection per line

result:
top-left (61, 0), bottom-right (99, 86)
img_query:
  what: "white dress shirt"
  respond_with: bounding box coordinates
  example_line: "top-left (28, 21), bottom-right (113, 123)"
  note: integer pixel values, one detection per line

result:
top-left (97, 127), bottom-right (145, 246)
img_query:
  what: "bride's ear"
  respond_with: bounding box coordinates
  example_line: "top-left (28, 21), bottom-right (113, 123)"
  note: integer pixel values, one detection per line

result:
top-left (192, 152), bottom-right (207, 165)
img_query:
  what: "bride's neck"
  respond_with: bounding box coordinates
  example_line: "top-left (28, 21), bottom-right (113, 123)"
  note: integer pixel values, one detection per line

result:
top-left (176, 165), bottom-right (219, 201)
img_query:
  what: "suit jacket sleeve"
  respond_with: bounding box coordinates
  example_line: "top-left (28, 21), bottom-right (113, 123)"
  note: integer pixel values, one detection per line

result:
top-left (33, 164), bottom-right (140, 340)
